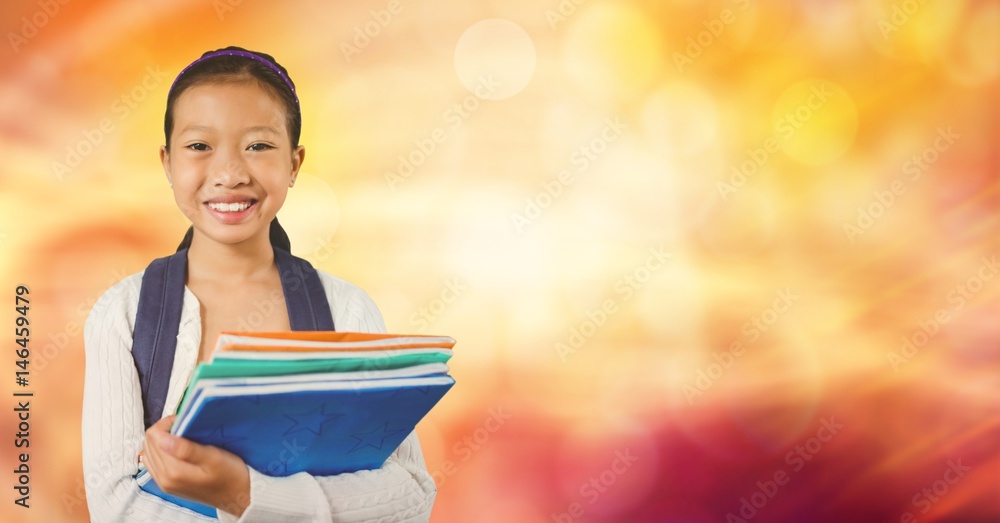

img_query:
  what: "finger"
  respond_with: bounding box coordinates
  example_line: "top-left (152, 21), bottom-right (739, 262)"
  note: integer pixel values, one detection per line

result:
top-left (150, 414), bottom-right (177, 431)
top-left (147, 415), bottom-right (182, 457)
top-left (144, 432), bottom-right (199, 491)
top-left (144, 424), bottom-right (178, 474)
top-left (165, 434), bottom-right (210, 463)
top-left (143, 436), bottom-right (166, 481)
top-left (157, 431), bottom-right (178, 455)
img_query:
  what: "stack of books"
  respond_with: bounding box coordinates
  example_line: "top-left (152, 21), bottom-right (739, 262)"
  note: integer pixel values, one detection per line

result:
top-left (136, 331), bottom-right (456, 517)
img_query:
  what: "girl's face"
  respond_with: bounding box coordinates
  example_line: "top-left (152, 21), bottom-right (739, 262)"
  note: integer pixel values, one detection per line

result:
top-left (160, 81), bottom-right (303, 249)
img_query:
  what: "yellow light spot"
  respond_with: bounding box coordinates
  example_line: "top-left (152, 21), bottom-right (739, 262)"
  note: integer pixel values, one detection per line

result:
top-left (454, 19), bottom-right (537, 100)
top-left (563, 3), bottom-right (665, 101)
top-left (771, 80), bottom-right (857, 166)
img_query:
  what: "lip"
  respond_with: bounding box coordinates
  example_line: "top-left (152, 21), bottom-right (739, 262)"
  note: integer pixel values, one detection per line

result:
top-left (204, 194), bottom-right (258, 204)
top-left (203, 200), bottom-right (259, 224)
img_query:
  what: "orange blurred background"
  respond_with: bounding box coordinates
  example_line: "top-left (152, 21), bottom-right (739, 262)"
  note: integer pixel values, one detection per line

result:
top-left (0, 0), bottom-right (998, 521)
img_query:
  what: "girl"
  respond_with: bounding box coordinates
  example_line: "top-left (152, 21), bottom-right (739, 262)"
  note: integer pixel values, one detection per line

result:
top-left (82, 47), bottom-right (437, 522)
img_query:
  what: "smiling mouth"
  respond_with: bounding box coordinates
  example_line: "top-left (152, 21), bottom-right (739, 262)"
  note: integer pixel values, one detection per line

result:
top-left (203, 199), bottom-right (259, 224)
top-left (205, 199), bottom-right (258, 212)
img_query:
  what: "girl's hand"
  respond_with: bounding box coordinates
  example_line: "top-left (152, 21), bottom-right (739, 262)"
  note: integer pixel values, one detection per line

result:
top-left (142, 415), bottom-right (252, 517)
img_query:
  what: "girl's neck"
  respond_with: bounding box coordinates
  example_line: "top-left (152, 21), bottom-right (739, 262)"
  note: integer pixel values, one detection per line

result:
top-left (186, 230), bottom-right (276, 284)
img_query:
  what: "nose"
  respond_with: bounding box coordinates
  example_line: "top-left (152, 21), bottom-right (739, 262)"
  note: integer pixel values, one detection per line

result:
top-left (211, 146), bottom-right (251, 187)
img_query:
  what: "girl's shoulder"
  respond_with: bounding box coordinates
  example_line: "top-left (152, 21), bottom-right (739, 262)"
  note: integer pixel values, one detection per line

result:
top-left (88, 270), bottom-right (146, 319)
top-left (82, 270), bottom-right (148, 345)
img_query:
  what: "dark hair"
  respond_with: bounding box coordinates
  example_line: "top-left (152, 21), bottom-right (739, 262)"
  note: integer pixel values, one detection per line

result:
top-left (164, 45), bottom-right (300, 149)
top-left (166, 46), bottom-right (299, 253)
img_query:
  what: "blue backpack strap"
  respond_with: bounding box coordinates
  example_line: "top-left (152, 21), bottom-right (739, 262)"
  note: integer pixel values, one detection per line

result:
top-left (132, 249), bottom-right (188, 430)
top-left (274, 247), bottom-right (335, 331)
top-left (132, 246), bottom-right (334, 430)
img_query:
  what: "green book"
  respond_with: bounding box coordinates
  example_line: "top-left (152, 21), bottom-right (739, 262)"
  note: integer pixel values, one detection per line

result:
top-left (174, 349), bottom-right (453, 417)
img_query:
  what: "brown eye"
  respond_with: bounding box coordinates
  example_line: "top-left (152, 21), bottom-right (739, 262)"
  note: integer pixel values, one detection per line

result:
top-left (186, 143), bottom-right (209, 151)
top-left (247, 143), bottom-right (274, 151)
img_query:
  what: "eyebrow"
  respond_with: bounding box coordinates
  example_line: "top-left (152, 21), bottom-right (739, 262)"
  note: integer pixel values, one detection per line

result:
top-left (244, 125), bottom-right (280, 135)
top-left (178, 125), bottom-right (212, 135)
top-left (178, 125), bottom-right (281, 135)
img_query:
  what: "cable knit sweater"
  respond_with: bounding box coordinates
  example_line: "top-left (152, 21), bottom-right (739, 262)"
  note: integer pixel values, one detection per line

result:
top-left (82, 268), bottom-right (436, 522)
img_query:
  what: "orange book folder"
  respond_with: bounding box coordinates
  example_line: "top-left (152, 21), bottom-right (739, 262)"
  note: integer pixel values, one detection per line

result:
top-left (214, 330), bottom-right (457, 353)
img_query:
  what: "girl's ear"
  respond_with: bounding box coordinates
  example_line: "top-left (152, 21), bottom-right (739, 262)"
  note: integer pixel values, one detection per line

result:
top-left (289, 145), bottom-right (305, 187)
top-left (160, 145), bottom-right (172, 185)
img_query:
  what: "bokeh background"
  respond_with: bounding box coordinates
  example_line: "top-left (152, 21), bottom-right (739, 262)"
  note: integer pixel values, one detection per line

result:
top-left (1, 0), bottom-right (998, 521)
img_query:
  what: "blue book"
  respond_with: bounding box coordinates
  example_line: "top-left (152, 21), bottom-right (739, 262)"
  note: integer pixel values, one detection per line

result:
top-left (137, 372), bottom-right (455, 518)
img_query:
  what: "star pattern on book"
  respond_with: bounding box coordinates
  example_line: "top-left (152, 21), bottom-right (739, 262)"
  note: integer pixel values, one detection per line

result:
top-left (190, 424), bottom-right (248, 445)
top-left (282, 404), bottom-right (344, 437)
top-left (348, 422), bottom-right (408, 454)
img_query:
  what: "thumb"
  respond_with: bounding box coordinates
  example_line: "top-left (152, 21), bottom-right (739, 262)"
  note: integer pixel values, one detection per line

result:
top-left (160, 433), bottom-right (208, 463)
top-left (151, 414), bottom-right (178, 431)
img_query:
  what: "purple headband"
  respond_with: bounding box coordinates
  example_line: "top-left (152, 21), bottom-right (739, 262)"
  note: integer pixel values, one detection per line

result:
top-left (169, 49), bottom-right (299, 107)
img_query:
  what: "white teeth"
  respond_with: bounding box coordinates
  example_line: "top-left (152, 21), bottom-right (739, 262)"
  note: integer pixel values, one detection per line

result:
top-left (208, 201), bottom-right (252, 212)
